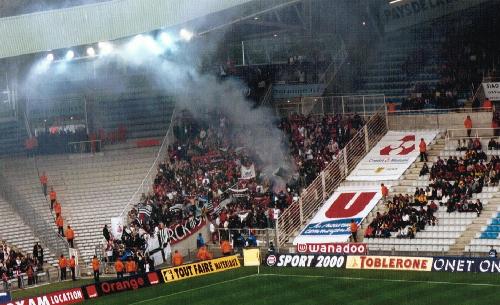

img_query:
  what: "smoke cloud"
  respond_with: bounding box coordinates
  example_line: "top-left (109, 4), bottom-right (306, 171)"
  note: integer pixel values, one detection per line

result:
top-left (22, 28), bottom-right (295, 187)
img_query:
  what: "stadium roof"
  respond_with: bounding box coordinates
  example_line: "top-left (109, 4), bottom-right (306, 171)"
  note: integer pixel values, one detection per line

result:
top-left (0, 0), bottom-right (284, 59)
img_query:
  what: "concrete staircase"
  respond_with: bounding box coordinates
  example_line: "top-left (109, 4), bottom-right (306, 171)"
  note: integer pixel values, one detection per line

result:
top-left (359, 134), bottom-right (445, 241)
top-left (448, 196), bottom-right (500, 256)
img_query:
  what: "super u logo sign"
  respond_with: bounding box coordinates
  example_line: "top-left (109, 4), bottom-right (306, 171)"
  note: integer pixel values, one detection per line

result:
top-left (379, 135), bottom-right (415, 156)
top-left (325, 192), bottom-right (376, 219)
top-left (298, 189), bottom-right (381, 241)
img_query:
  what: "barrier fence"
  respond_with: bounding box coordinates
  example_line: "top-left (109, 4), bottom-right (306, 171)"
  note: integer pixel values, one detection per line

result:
top-left (274, 94), bottom-right (386, 117)
top-left (277, 107), bottom-right (388, 247)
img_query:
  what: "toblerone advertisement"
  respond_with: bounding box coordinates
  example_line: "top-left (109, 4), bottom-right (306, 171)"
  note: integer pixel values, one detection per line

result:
top-left (160, 255), bottom-right (241, 283)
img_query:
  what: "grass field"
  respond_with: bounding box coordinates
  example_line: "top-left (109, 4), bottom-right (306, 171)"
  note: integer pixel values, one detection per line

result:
top-left (12, 267), bottom-right (500, 305)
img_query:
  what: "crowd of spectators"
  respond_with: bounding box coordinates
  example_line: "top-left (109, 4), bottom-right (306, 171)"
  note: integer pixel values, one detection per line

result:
top-left (365, 135), bottom-right (498, 240)
top-left (279, 113), bottom-right (364, 186)
top-left (103, 111), bottom-right (301, 263)
top-left (364, 194), bottom-right (436, 240)
top-left (1, 242), bottom-right (42, 290)
top-left (27, 124), bottom-right (127, 156)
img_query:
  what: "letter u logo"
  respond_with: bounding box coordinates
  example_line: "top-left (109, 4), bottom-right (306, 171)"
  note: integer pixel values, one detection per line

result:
top-left (325, 192), bottom-right (376, 218)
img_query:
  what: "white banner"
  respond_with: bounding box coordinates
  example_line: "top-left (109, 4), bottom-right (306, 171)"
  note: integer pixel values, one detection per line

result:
top-left (483, 82), bottom-right (500, 101)
top-left (293, 186), bottom-right (382, 245)
top-left (111, 217), bottom-right (124, 240)
top-left (240, 164), bottom-right (256, 179)
top-left (347, 130), bottom-right (438, 181)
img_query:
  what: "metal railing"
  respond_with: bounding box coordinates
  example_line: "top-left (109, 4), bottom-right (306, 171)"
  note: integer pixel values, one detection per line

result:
top-left (274, 94), bottom-right (386, 117)
top-left (277, 107), bottom-right (388, 247)
top-left (260, 84), bottom-right (273, 106)
top-left (67, 140), bottom-right (102, 154)
top-left (0, 172), bottom-right (68, 260)
top-left (119, 108), bottom-right (178, 218)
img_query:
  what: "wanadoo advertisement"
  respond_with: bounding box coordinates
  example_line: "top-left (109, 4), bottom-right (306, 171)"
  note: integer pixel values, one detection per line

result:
top-left (296, 243), bottom-right (367, 255)
top-left (293, 185), bottom-right (381, 245)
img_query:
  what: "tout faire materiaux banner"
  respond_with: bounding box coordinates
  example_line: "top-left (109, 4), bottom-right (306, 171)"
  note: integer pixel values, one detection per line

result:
top-left (160, 255), bottom-right (241, 283)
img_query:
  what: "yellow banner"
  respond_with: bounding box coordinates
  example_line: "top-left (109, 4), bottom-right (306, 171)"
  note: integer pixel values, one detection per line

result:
top-left (160, 255), bottom-right (241, 283)
top-left (346, 255), bottom-right (433, 272)
top-left (243, 248), bottom-right (261, 267)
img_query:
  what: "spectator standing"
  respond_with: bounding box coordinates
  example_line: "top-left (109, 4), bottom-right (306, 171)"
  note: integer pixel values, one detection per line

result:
top-left (65, 226), bottom-right (75, 248)
top-left (49, 188), bottom-right (57, 211)
top-left (56, 215), bottom-right (64, 236)
top-left (350, 220), bottom-right (358, 242)
top-left (221, 240), bottom-right (233, 256)
top-left (115, 258), bottom-right (124, 278)
top-left (54, 201), bottom-right (62, 218)
top-left (196, 233), bottom-right (205, 249)
top-left (69, 256), bottom-right (76, 281)
top-left (40, 172), bottom-right (48, 197)
top-left (58, 254), bottom-right (67, 281)
top-left (489, 246), bottom-right (497, 258)
top-left (172, 250), bottom-right (183, 266)
top-left (196, 246), bottom-right (212, 261)
top-left (381, 184), bottom-right (389, 202)
top-left (102, 225), bottom-right (111, 242)
top-left (464, 115), bottom-right (473, 137)
top-left (419, 138), bottom-right (428, 162)
top-left (125, 257), bottom-right (136, 276)
top-left (91, 256), bottom-right (100, 282)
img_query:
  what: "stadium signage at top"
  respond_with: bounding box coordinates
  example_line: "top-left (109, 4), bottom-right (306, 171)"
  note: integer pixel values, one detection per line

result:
top-left (382, 0), bottom-right (490, 32)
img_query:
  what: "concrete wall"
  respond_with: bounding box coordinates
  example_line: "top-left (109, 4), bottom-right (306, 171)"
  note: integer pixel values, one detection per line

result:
top-left (388, 111), bottom-right (493, 133)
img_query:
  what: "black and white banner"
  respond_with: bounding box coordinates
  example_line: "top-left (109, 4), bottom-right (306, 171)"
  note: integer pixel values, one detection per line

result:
top-left (265, 254), bottom-right (346, 269)
top-left (432, 257), bottom-right (500, 273)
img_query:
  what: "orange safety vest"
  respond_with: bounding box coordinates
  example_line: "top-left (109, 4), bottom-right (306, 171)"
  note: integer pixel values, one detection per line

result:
top-left (69, 258), bottom-right (76, 268)
top-left (92, 258), bottom-right (100, 271)
top-left (381, 186), bottom-right (389, 197)
top-left (350, 222), bottom-right (358, 233)
top-left (221, 241), bottom-right (232, 254)
top-left (56, 216), bottom-right (64, 228)
top-left (464, 118), bottom-right (473, 129)
top-left (125, 260), bottom-right (136, 273)
top-left (419, 141), bottom-right (427, 153)
top-left (40, 175), bottom-right (48, 185)
top-left (59, 257), bottom-right (67, 268)
top-left (66, 228), bottom-right (74, 240)
top-left (49, 191), bottom-right (57, 201)
top-left (115, 260), bottom-right (124, 272)
top-left (54, 202), bottom-right (62, 215)
top-left (172, 253), bottom-right (184, 266)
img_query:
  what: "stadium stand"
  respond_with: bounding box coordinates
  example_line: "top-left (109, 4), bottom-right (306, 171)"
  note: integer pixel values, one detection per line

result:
top-left (357, 29), bottom-right (442, 103)
top-left (0, 197), bottom-right (55, 266)
top-left (30, 146), bottom-right (160, 263)
top-left (364, 129), bottom-right (500, 254)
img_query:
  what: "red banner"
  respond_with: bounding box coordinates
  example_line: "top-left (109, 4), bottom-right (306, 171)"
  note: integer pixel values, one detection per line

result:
top-left (2, 288), bottom-right (84, 305)
top-left (136, 139), bottom-right (161, 148)
top-left (296, 243), bottom-right (368, 255)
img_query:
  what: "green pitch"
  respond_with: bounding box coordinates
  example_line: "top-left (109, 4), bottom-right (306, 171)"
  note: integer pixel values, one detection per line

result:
top-left (13, 267), bottom-right (500, 305)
